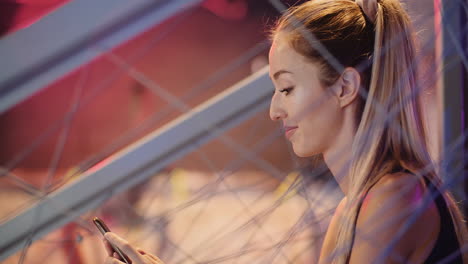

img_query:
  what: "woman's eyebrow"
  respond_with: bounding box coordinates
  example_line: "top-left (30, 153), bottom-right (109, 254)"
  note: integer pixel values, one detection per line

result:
top-left (272, 70), bottom-right (292, 80)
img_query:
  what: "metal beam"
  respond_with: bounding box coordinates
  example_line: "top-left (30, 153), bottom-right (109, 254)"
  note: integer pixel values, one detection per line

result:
top-left (0, 0), bottom-right (202, 114)
top-left (0, 67), bottom-right (273, 260)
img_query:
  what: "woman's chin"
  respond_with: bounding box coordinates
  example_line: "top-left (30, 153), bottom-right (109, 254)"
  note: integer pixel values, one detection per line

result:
top-left (291, 145), bottom-right (318, 158)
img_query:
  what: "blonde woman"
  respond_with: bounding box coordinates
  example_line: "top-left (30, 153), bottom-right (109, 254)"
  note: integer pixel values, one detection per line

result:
top-left (102, 0), bottom-right (467, 263)
top-left (268, 0), bottom-right (467, 263)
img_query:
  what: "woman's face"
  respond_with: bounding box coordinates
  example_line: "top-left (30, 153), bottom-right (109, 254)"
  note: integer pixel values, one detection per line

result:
top-left (269, 34), bottom-right (343, 157)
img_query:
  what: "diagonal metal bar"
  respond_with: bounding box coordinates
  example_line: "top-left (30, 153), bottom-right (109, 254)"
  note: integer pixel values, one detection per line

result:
top-left (0, 67), bottom-right (273, 261)
top-left (0, 0), bottom-right (202, 114)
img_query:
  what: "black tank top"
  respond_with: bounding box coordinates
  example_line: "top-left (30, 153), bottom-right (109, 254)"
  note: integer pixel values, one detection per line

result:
top-left (423, 177), bottom-right (463, 263)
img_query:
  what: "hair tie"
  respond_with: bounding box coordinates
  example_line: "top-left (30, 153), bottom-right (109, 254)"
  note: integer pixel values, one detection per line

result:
top-left (356, 0), bottom-right (378, 23)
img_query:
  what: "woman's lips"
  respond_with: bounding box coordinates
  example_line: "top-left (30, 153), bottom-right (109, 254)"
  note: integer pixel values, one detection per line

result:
top-left (284, 126), bottom-right (298, 139)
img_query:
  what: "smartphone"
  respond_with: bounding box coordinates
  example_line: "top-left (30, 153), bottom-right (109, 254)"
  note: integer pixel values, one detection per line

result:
top-left (93, 217), bottom-right (131, 264)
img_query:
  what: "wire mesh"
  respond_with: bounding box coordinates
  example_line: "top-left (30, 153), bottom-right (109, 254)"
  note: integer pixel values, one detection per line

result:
top-left (0, 0), bottom-right (466, 263)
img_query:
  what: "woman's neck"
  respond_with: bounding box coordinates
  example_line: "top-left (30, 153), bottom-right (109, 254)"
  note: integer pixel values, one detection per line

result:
top-left (323, 110), bottom-right (358, 196)
top-left (323, 145), bottom-right (352, 195)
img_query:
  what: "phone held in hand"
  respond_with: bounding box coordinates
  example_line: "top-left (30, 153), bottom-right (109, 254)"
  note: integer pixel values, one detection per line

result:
top-left (93, 217), bottom-right (131, 264)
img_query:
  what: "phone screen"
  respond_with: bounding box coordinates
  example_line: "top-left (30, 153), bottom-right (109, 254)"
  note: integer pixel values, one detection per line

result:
top-left (93, 217), bottom-right (131, 264)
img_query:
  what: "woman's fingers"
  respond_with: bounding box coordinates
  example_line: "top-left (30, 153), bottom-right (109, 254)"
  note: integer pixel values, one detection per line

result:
top-left (104, 256), bottom-right (124, 264)
top-left (103, 239), bottom-right (115, 257)
top-left (103, 233), bottom-right (165, 264)
top-left (104, 232), bottom-right (144, 262)
top-left (143, 254), bottom-right (165, 264)
top-left (138, 248), bottom-right (164, 263)
top-left (103, 237), bottom-right (129, 262)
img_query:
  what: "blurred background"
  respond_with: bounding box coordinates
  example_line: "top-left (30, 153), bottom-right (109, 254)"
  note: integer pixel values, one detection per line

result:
top-left (0, 0), bottom-right (466, 263)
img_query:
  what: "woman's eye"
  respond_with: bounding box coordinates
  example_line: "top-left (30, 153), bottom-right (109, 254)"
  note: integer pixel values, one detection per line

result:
top-left (279, 87), bottom-right (293, 95)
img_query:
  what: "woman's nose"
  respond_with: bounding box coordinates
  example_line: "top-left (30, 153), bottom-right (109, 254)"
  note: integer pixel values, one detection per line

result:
top-left (270, 97), bottom-right (286, 121)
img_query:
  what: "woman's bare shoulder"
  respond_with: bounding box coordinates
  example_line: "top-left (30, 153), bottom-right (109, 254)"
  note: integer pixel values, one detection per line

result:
top-left (364, 172), bottom-right (425, 207)
top-left (361, 171), bottom-right (439, 229)
top-left (349, 172), bottom-right (440, 263)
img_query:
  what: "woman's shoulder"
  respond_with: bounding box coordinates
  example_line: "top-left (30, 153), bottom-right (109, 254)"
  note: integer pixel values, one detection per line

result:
top-left (364, 172), bottom-right (425, 206)
top-left (352, 172), bottom-right (440, 262)
top-left (360, 171), bottom-right (439, 225)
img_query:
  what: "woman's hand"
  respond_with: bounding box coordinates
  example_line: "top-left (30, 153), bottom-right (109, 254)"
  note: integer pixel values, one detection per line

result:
top-left (103, 232), bottom-right (165, 264)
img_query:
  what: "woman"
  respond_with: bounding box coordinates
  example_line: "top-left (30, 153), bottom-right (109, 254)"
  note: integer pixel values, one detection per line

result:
top-left (103, 0), bottom-right (467, 263)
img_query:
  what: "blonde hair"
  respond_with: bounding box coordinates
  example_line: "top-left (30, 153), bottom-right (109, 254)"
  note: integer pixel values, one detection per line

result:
top-left (271, 0), bottom-right (467, 262)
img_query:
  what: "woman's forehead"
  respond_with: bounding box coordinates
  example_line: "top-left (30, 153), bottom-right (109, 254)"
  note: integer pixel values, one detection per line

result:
top-left (269, 36), bottom-right (310, 74)
top-left (269, 34), bottom-right (289, 59)
top-left (269, 37), bottom-right (295, 68)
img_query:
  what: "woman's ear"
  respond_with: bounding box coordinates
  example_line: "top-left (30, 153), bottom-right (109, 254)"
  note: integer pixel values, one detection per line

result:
top-left (331, 67), bottom-right (361, 108)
